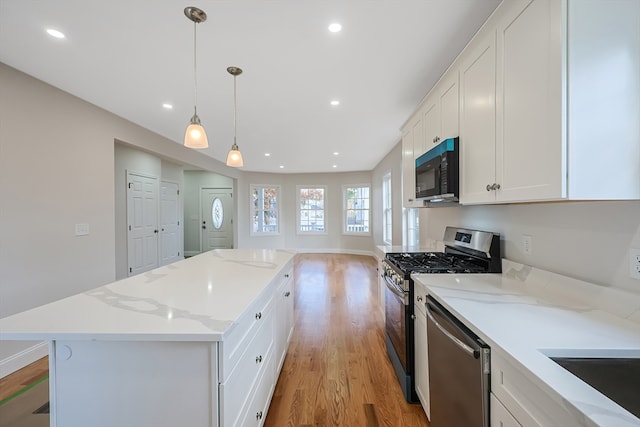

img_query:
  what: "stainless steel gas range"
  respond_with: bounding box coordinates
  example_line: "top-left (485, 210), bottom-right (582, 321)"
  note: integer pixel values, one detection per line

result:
top-left (381, 226), bottom-right (501, 403)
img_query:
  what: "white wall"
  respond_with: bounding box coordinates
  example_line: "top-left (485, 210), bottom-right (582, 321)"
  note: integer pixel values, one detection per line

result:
top-left (419, 201), bottom-right (640, 293)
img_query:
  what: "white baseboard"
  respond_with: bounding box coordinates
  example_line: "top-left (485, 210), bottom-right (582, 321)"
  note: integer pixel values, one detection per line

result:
top-left (295, 248), bottom-right (375, 257)
top-left (0, 341), bottom-right (48, 378)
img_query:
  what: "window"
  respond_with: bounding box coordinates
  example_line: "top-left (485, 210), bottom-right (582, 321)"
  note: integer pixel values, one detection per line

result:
top-left (383, 173), bottom-right (392, 244)
top-left (343, 185), bottom-right (370, 235)
top-left (250, 184), bottom-right (280, 235)
top-left (297, 186), bottom-right (326, 233)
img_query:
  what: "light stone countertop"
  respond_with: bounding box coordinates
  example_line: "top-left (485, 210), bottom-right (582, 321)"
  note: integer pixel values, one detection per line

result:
top-left (413, 260), bottom-right (640, 427)
top-left (0, 249), bottom-right (296, 342)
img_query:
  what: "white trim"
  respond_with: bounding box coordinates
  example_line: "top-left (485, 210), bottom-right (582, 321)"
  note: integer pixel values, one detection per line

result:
top-left (342, 183), bottom-right (372, 236)
top-left (249, 184), bottom-right (281, 236)
top-left (0, 341), bottom-right (48, 378)
top-left (294, 248), bottom-right (375, 257)
top-left (296, 185), bottom-right (328, 235)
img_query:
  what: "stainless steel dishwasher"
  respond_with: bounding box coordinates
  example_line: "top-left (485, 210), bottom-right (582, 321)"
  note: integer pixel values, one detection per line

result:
top-left (426, 296), bottom-right (490, 427)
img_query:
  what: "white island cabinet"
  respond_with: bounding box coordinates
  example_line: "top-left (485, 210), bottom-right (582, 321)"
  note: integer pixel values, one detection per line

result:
top-left (0, 249), bottom-right (296, 427)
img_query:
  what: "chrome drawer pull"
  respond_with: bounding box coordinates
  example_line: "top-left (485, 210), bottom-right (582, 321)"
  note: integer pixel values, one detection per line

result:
top-left (255, 312), bottom-right (262, 320)
top-left (256, 410), bottom-right (263, 420)
top-left (256, 355), bottom-right (263, 363)
top-left (284, 291), bottom-right (291, 297)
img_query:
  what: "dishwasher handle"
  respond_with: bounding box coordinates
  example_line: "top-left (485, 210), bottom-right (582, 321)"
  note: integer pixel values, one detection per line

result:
top-left (426, 301), bottom-right (480, 359)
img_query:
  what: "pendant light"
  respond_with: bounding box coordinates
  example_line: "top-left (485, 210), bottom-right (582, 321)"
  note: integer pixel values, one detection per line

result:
top-left (226, 66), bottom-right (244, 167)
top-left (184, 7), bottom-right (208, 149)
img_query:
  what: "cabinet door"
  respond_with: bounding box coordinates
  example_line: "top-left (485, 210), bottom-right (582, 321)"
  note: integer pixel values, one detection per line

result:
top-left (490, 393), bottom-right (522, 427)
top-left (422, 99), bottom-right (439, 151)
top-left (439, 71), bottom-right (459, 141)
top-left (459, 29), bottom-right (498, 204)
top-left (496, 0), bottom-right (565, 202)
top-left (414, 306), bottom-right (430, 419)
top-left (402, 122), bottom-right (423, 208)
top-left (275, 269), bottom-right (294, 373)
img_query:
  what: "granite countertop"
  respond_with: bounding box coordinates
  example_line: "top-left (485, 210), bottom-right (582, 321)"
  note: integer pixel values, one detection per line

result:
top-left (413, 260), bottom-right (640, 427)
top-left (0, 249), bottom-right (296, 342)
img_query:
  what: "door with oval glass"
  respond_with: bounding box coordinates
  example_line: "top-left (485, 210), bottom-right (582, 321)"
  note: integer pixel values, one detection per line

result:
top-left (200, 188), bottom-right (233, 251)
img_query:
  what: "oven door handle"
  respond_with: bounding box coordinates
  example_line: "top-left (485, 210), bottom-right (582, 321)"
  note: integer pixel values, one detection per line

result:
top-left (426, 302), bottom-right (479, 358)
top-left (384, 275), bottom-right (409, 305)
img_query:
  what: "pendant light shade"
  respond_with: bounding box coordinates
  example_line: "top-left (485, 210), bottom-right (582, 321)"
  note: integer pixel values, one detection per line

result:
top-left (184, 7), bottom-right (208, 149)
top-left (226, 66), bottom-right (244, 167)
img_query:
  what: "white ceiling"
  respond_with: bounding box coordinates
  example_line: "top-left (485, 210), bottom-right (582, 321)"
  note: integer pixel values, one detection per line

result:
top-left (0, 0), bottom-right (500, 174)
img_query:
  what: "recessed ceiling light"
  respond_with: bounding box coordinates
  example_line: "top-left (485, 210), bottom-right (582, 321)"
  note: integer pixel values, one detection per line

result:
top-left (332, 165), bottom-right (337, 168)
top-left (279, 165), bottom-right (284, 169)
top-left (333, 152), bottom-right (339, 156)
top-left (46, 28), bottom-right (65, 39)
top-left (330, 100), bottom-right (340, 106)
top-left (162, 103), bottom-right (173, 109)
top-left (264, 153), bottom-right (271, 157)
top-left (328, 23), bottom-right (342, 33)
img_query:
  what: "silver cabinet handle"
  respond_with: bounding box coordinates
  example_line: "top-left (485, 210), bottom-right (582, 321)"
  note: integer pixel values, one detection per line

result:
top-left (256, 355), bottom-right (263, 363)
top-left (426, 302), bottom-right (479, 358)
top-left (486, 184), bottom-right (492, 192)
top-left (284, 291), bottom-right (291, 297)
top-left (417, 296), bottom-right (423, 302)
top-left (486, 183), bottom-right (502, 191)
top-left (255, 312), bottom-right (262, 320)
top-left (256, 410), bottom-right (263, 420)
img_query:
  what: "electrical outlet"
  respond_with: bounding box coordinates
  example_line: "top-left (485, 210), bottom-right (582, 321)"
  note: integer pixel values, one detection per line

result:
top-left (631, 248), bottom-right (640, 280)
top-left (523, 235), bottom-right (533, 255)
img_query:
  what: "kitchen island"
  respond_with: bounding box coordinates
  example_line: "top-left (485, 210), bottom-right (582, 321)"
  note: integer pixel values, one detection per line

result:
top-left (0, 249), bottom-right (296, 427)
top-left (413, 259), bottom-right (640, 427)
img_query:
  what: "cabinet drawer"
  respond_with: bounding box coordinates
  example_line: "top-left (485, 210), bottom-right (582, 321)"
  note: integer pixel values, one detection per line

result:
top-left (491, 393), bottom-right (522, 427)
top-left (220, 291), bottom-right (274, 381)
top-left (220, 312), bottom-right (274, 426)
top-left (414, 282), bottom-right (427, 316)
top-left (237, 351), bottom-right (275, 427)
top-left (491, 351), bottom-right (576, 427)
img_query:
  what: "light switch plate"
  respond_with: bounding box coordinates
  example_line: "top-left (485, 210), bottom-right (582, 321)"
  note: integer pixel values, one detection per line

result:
top-left (75, 223), bottom-right (89, 236)
top-left (631, 248), bottom-right (640, 280)
top-left (523, 235), bottom-right (532, 255)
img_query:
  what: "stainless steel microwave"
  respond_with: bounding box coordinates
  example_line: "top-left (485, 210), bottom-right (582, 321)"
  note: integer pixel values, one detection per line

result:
top-left (415, 137), bottom-right (459, 205)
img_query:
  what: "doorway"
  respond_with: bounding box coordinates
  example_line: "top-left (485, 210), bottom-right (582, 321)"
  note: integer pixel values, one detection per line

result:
top-left (200, 188), bottom-right (233, 251)
top-left (126, 171), bottom-right (158, 276)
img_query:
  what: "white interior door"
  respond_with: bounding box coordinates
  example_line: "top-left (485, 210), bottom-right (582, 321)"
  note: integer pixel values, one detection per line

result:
top-left (200, 188), bottom-right (233, 251)
top-left (127, 172), bottom-right (158, 276)
top-left (160, 181), bottom-right (182, 266)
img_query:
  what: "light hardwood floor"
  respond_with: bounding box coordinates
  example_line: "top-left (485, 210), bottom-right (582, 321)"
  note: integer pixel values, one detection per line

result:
top-left (0, 254), bottom-right (429, 426)
top-left (265, 253), bottom-right (429, 427)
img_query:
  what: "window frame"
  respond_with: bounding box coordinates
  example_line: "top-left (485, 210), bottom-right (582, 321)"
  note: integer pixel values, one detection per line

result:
top-left (296, 185), bottom-right (328, 235)
top-left (250, 184), bottom-right (281, 236)
top-left (342, 184), bottom-right (371, 236)
top-left (382, 172), bottom-right (392, 245)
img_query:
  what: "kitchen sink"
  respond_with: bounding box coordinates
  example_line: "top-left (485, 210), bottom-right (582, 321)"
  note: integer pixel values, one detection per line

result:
top-left (550, 357), bottom-right (640, 418)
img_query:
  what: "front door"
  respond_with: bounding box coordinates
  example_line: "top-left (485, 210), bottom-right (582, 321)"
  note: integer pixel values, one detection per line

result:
top-left (127, 172), bottom-right (158, 276)
top-left (200, 188), bottom-right (233, 251)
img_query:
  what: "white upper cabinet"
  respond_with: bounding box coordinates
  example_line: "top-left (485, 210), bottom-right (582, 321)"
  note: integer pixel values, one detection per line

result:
top-left (401, 116), bottom-right (424, 208)
top-left (423, 72), bottom-right (460, 153)
top-left (399, 0), bottom-right (640, 206)
top-left (459, 28), bottom-right (498, 204)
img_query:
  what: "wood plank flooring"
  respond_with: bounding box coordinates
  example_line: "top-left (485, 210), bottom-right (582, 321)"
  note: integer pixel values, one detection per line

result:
top-left (265, 253), bottom-right (429, 427)
top-left (0, 357), bottom-right (48, 402)
top-left (0, 254), bottom-right (429, 426)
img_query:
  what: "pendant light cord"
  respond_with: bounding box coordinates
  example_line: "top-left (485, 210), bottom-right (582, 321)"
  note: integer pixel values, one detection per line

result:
top-left (193, 20), bottom-right (198, 115)
top-left (233, 74), bottom-right (237, 145)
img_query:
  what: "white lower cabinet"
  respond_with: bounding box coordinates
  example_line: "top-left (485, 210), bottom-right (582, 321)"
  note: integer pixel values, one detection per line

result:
top-left (491, 393), bottom-right (522, 427)
top-left (491, 350), bottom-right (577, 427)
top-left (413, 284), bottom-right (430, 419)
top-left (220, 259), bottom-right (294, 426)
top-left (275, 265), bottom-right (294, 373)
